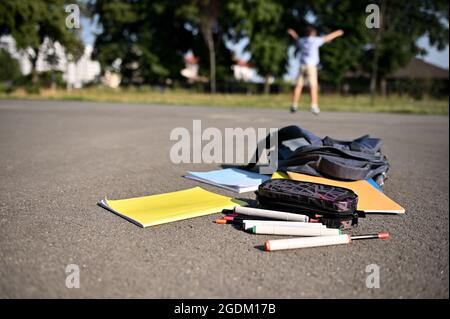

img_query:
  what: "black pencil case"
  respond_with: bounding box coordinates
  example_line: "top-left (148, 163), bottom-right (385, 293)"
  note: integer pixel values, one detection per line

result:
top-left (256, 179), bottom-right (360, 223)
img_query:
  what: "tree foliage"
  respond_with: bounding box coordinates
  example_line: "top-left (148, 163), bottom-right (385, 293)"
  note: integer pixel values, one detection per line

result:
top-left (364, 0), bottom-right (449, 83)
top-left (0, 0), bottom-right (83, 81)
top-left (227, 0), bottom-right (288, 93)
top-left (3, 0), bottom-right (447, 93)
top-left (310, 0), bottom-right (369, 88)
top-left (0, 48), bottom-right (21, 83)
top-left (91, 0), bottom-right (190, 85)
top-left (90, 0), bottom-right (448, 92)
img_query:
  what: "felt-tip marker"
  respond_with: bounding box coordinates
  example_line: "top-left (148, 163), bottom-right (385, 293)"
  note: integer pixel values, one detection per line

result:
top-left (234, 206), bottom-right (310, 222)
top-left (244, 220), bottom-right (325, 229)
top-left (215, 219), bottom-right (326, 229)
top-left (250, 225), bottom-right (340, 236)
top-left (223, 215), bottom-right (273, 221)
top-left (215, 219), bottom-right (241, 225)
top-left (224, 214), bottom-right (320, 223)
top-left (264, 232), bottom-right (390, 251)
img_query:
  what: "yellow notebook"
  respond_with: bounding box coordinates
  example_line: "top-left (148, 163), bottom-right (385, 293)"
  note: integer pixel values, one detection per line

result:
top-left (271, 171), bottom-right (404, 214)
top-left (100, 187), bottom-right (245, 227)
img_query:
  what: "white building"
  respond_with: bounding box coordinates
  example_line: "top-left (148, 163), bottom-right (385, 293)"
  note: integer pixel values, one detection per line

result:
top-left (0, 35), bottom-right (101, 89)
top-left (232, 60), bottom-right (255, 82)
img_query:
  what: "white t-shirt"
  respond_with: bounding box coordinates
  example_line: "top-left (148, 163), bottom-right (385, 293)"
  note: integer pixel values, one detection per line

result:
top-left (297, 36), bottom-right (324, 66)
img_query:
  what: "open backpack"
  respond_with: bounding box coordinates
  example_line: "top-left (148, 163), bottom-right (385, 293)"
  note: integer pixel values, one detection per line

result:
top-left (247, 125), bottom-right (389, 186)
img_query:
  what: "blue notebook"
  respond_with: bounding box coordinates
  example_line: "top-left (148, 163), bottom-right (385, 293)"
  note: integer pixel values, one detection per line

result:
top-left (185, 168), bottom-right (270, 193)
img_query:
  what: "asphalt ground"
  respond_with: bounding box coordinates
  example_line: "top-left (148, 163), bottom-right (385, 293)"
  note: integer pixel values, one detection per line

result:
top-left (0, 99), bottom-right (448, 298)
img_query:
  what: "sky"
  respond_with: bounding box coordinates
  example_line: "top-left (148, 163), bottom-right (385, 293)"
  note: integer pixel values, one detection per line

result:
top-left (81, 16), bottom-right (449, 82)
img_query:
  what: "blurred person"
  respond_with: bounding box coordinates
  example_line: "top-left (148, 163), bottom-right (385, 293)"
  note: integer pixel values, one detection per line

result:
top-left (288, 26), bottom-right (344, 114)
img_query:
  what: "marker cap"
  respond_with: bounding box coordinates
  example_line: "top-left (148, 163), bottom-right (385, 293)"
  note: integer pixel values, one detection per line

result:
top-left (378, 232), bottom-right (390, 240)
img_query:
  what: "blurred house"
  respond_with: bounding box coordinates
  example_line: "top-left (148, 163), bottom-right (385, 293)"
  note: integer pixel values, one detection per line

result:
top-left (101, 70), bottom-right (121, 88)
top-left (231, 59), bottom-right (254, 82)
top-left (0, 35), bottom-right (34, 75)
top-left (340, 57), bottom-right (449, 97)
top-left (64, 45), bottom-right (101, 89)
top-left (388, 57), bottom-right (449, 80)
top-left (181, 55), bottom-right (208, 83)
top-left (0, 35), bottom-right (101, 89)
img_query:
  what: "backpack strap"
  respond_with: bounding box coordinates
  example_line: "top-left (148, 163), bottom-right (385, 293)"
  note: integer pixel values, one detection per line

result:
top-left (285, 155), bottom-right (389, 181)
top-left (317, 157), bottom-right (371, 180)
top-left (323, 136), bottom-right (369, 152)
top-left (289, 145), bottom-right (386, 163)
top-left (246, 125), bottom-right (321, 170)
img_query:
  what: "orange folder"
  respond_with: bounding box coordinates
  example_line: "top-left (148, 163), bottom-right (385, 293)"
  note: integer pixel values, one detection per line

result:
top-left (274, 171), bottom-right (405, 214)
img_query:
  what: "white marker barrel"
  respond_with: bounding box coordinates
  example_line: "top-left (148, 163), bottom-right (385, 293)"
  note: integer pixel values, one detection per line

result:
top-left (234, 206), bottom-right (309, 222)
top-left (243, 220), bottom-right (325, 230)
top-left (265, 235), bottom-right (351, 251)
top-left (252, 225), bottom-right (340, 236)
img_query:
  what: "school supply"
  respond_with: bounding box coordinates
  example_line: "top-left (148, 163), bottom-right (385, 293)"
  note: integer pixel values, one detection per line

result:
top-left (99, 187), bottom-right (244, 227)
top-left (223, 215), bottom-right (274, 221)
top-left (215, 219), bottom-right (326, 229)
top-left (246, 125), bottom-right (389, 185)
top-left (265, 232), bottom-right (390, 251)
top-left (250, 225), bottom-right (341, 236)
top-left (244, 220), bottom-right (325, 229)
top-left (286, 172), bottom-right (404, 214)
top-left (257, 179), bottom-right (359, 217)
top-left (234, 206), bottom-right (311, 222)
top-left (256, 178), bottom-right (363, 229)
top-left (270, 171), bottom-right (403, 215)
top-left (184, 168), bottom-right (270, 193)
top-left (273, 171), bottom-right (382, 192)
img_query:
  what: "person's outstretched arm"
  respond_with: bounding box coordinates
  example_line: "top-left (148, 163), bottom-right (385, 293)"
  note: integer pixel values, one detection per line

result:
top-left (287, 28), bottom-right (299, 40)
top-left (322, 29), bottom-right (344, 43)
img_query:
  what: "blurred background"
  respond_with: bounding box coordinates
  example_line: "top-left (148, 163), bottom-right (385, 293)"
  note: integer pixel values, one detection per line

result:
top-left (0, 0), bottom-right (448, 114)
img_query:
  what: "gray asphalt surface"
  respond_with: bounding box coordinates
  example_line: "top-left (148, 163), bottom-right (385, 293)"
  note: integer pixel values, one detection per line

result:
top-left (0, 99), bottom-right (448, 298)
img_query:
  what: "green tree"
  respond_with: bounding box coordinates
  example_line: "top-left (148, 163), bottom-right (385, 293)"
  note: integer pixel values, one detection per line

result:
top-left (363, 0), bottom-right (449, 98)
top-left (284, 0), bottom-right (448, 98)
top-left (310, 0), bottom-right (369, 91)
top-left (0, 0), bottom-right (83, 84)
top-left (92, 0), bottom-right (235, 90)
top-left (176, 0), bottom-right (222, 93)
top-left (91, 0), bottom-right (193, 85)
top-left (0, 48), bottom-right (21, 83)
top-left (228, 0), bottom-right (287, 94)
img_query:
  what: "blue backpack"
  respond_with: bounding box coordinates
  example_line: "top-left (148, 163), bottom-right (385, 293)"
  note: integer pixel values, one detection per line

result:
top-left (246, 125), bottom-right (389, 186)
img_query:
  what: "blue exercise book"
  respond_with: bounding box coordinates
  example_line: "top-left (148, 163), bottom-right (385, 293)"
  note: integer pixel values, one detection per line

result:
top-left (185, 168), bottom-right (270, 193)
